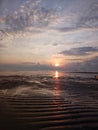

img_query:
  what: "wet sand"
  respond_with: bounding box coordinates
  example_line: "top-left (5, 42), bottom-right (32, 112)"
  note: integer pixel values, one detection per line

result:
top-left (0, 75), bottom-right (98, 130)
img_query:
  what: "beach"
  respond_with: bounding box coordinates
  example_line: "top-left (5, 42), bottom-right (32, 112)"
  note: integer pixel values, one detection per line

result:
top-left (0, 71), bottom-right (98, 130)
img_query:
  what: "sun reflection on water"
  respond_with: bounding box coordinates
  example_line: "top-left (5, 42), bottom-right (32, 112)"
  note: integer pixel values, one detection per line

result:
top-left (55, 71), bottom-right (59, 78)
top-left (54, 71), bottom-right (60, 96)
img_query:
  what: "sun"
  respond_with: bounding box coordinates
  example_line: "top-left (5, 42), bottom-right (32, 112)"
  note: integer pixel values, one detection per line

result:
top-left (55, 63), bottom-right (59, 67)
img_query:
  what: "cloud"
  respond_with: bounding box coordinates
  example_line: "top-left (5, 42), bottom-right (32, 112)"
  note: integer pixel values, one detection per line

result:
top-left (0, 0), bottom-right (61, 44)
top-left (63, 56), bottom-right (98, 72)
top-left (80, 56), bottom-right (98, 72)
top-left (78, 0), bottom-right (98, 28)
top-left (1, 0), bottom-right (98, 42)
top-left (55, 0), bottom-right (98, 33)
top-left (1, 0), bottom-right (98, 35)
top-left (52, 43), bottom-right (59, 46)
top-left (66, 58), bottom-right (83, 62)
top-left (0, 63), bottom-right (54, 71)
top-left (0, 0), bottom-right (98, 73)
top-left (57, 27), bottom-right (77, 33)
top-left (60, 47), bottom-right (98, 56)
top-left (0, 55), bottom-right (98, 72)
top-left (0, 0), bottom-right (58, 32)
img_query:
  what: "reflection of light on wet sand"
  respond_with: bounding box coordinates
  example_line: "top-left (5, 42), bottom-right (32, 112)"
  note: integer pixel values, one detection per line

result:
top-left (54, 71), bottom-right (60, 96)
top-left (54, 85), bottom-right (60, 96)
top-left (55, 71), bottom-right (59, 78)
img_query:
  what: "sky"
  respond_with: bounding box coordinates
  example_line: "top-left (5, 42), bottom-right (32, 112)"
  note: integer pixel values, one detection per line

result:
top-left (0, 0), bottom-right (98, 72)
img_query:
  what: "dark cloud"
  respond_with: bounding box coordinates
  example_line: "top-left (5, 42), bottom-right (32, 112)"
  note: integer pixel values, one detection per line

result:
top-left (67, 58), bottom-right (83, 61)
top-left (78, 0), bottom-right (98, 28)
top-left (52, 43), bottom-right (59, 46)
top-left (64, 56), bottom-right (98, 72)
top-left (0, 56), bottom-right (98, 72)
top-left (0, 1), bottom-right (56, 32)
top-left (21, 62), bottom-right (36, 65)
top-left (0, 0), bottom-right (3, 7)
top-left (83, 56), bottom-right (98, 69)
top-left (56, 0), bottom-right (98, 33)
top-left (57, 27), bottom-right (77, 33)
top-left (1, 0), bottom-right (98, 35)
top-left (84, 56), bottom-right (98, 71)
top-left (0, 63), bottom-right (54, 71)
top-left (0, 30), bottom-right (6, 40)
top-left (60, 47), bottom-right (98, 56)
top-left (0, 43), bottom-right (6, 48)
top-left (0, 0), bottom-right (60, 42)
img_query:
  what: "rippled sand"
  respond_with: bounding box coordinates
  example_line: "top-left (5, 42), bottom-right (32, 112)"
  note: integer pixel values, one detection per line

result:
top-left (0, 75), bottom-right (98, 130)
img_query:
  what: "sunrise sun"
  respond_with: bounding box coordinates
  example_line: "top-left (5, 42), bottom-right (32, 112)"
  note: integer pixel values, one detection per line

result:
top-left (55, 63), bottom-right (59, 67)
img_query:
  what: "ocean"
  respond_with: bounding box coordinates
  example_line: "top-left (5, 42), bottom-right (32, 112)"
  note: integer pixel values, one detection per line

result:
top-left (0, 71), bottom-right (98, 130)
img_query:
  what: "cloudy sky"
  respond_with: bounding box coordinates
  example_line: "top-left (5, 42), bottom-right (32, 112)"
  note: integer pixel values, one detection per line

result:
top-left (0, 0), bottom-right (98, 71)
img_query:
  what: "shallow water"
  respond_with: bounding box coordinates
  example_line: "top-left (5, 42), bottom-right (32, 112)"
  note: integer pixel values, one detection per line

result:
top-left (0, 71), bottom-right (98, 130)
